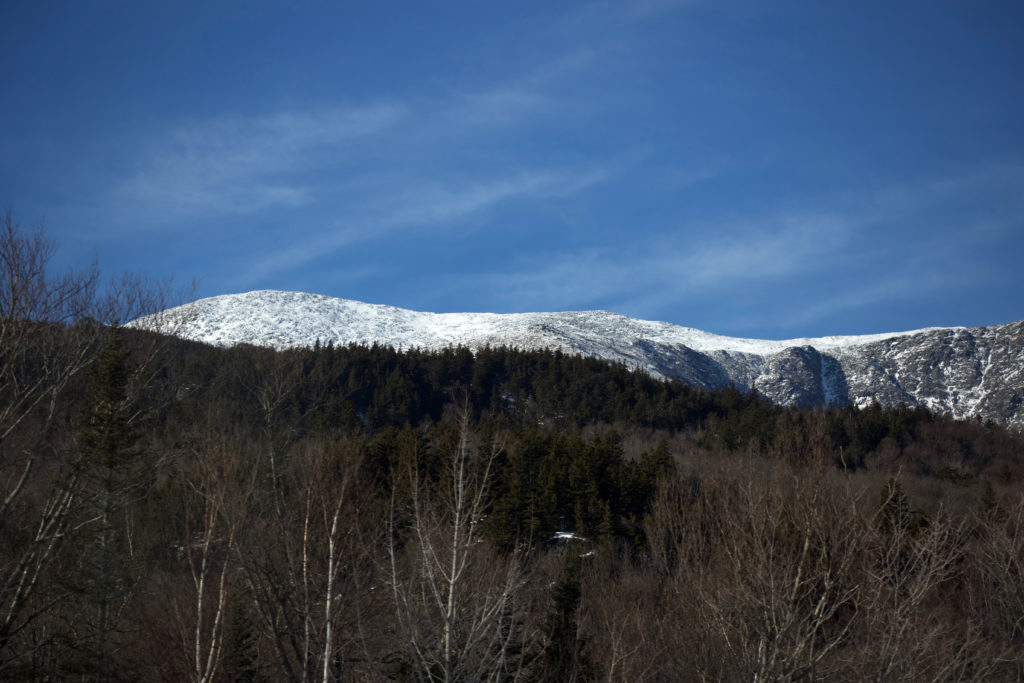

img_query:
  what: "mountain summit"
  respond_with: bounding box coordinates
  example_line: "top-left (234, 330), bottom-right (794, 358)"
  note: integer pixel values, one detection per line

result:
top-left (135, 290), bottom-right (1024, 431)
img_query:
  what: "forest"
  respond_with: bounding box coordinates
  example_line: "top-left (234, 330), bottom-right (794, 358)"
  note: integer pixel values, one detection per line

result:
top-left (3, 211), bottom-right (1024, 681)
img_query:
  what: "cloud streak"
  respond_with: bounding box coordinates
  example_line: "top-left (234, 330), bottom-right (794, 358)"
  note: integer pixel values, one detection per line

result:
top-left (479, 211), bottom-right (854, 314)
top-left (113, 104), bottom-right (406, 222)
top-left (459, 160), bottom-right (1023, 331)
top-left (237, 165), bottom-right (610, 286)
top-left (105, 48), bottom-right (598, 240)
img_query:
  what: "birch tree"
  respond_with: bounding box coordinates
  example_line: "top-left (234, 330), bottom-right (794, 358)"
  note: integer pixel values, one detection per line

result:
top-left (175, 435), bottom-right (257, 683)
top-left (233, 436), bottom-right (368, 682)
top-left (0, 211), bottom-right (178, 672)
top-left (388, 409), bottom-right (527, 682)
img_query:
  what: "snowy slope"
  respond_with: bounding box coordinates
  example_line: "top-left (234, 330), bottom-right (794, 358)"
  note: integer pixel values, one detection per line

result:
top-left (132, 290), bottom-right (1024, 431)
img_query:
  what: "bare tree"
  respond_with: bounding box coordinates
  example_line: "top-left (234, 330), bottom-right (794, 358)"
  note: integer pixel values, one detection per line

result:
top-left (643, 461), bottom-right (1009, 682)
top-left (298, 438), bottom-right (367, 683)
top-left (388, 407), bottom-right (527, 682)
top-left (171, 434), bottom-right (257, 683)
top-left (695, 472), bottom-right (866, 681)
top-left (967, 493), bottom-right (1024, 678)
top-left (0, 210), bottom-right (176, 671)
top-left (0, 212), bottom-right (101, 667)
top-left (856, 498), bottom-right (993, 681)
top-left (231, 435), bottom-right (369, 683)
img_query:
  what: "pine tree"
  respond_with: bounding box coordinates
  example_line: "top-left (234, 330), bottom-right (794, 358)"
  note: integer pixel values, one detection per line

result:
top-left (876, 478), bottom-right (926, 537)
top-left (538, 550), bottom-right (591, 682)
top-left (73, 324), bottom-right (142, 678)
top-left (979, 482), bottom-right (1006, 523)
top-left (219, 597), bottom-right (260, 682)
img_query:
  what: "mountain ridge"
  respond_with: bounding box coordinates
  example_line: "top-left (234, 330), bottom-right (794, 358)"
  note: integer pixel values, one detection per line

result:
top-left (133, 290), bottom-right (1024, 431)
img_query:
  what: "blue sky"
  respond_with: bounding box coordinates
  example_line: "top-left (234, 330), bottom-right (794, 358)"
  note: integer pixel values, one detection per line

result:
top-left (2, 1), bottom-right (1022, 339)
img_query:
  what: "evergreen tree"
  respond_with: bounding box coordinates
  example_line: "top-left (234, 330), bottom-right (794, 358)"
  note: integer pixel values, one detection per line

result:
top-left (73, 325), bottom-right (143, 678)
top-left (979, 481), bottom-right (1007, 524)
top-left (538, 551), bottom-right (591, 682)
top-left (876, 478), bottom-right (926, 537)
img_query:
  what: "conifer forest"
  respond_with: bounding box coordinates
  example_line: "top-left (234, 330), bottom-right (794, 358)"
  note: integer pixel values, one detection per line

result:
top-left (3, 212), bottom-right (1024, 681)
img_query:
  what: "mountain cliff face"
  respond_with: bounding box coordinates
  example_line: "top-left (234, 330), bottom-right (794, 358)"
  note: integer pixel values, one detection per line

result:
top-left (134, 290), bottom-right (1024, 431)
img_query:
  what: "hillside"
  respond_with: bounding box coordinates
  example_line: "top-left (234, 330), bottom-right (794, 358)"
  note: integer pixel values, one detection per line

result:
top-left (136, 290), bottom-right (1024, 430)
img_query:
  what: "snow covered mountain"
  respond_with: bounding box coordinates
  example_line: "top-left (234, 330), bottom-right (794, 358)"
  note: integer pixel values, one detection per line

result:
top-left (133, 290), bottom-right (1024, 431)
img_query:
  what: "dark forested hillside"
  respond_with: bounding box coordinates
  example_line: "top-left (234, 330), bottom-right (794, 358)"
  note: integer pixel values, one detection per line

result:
top-left (4, 314), bottom-right (1024, 680)
top-left (155, 334), bottom-right (1024, 484)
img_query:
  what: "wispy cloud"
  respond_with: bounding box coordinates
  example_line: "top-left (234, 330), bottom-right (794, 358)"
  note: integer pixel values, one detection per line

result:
top-left (237, 166), bottom-right (610, 285)
top-left (856, 162), bottom-right (1024, 229)
top-left (478, 212), bottom-right (854, 313)
top-left (440, 49), bottom-right (596, 130)
top-left (383, 168), bottom-right (609, 227)
top-left (112, 103), bottom-right (405, 222)
top-left (449, 86), bottom-right (554, 127)
top-left (97, 45), bottom-right (622, 293)
top-left (106, 47), bottom-right (599, 234)
top-left (464, 160), bottom-right (1023, 328)
top-left (767, 275), bottom-right (945, 331)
